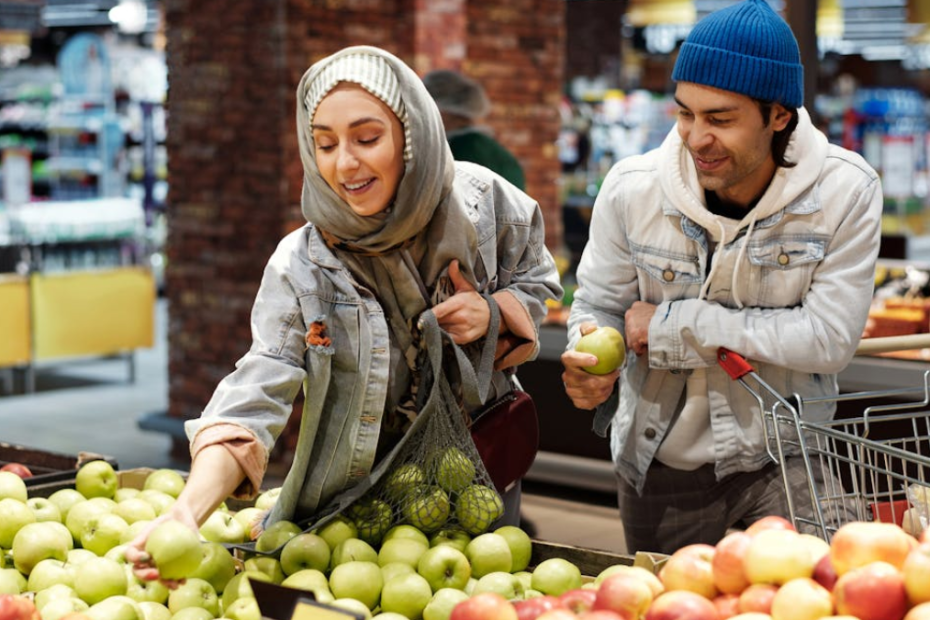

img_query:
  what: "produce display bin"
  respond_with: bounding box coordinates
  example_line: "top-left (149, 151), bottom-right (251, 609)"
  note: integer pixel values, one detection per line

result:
top-left (0, 442), bottom-right (117, 487)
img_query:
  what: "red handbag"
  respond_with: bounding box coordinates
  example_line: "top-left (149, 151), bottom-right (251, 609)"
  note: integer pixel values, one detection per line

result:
top-left (470, 389), bottom-right (539, 492)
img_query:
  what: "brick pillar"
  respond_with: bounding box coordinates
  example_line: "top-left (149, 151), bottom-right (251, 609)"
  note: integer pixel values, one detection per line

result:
top-left (164, 0), bottom-right (565, 459)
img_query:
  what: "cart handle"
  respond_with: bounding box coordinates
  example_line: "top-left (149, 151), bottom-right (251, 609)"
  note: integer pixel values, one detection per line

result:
top-left (717, 348), bottom-right (754, 380)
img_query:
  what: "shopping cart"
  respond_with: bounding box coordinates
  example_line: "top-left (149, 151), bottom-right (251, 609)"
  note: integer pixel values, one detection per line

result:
top-left (718, 334), bottom-right (930, 541)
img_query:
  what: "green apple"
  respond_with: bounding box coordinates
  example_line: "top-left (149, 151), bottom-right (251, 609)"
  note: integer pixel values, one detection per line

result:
top-left (330, 599), bottom-right (372, 620)
top-left (69, 547), bottom-right (98, 565)
top-left (575, 325), bottom-right (626, 374)
top-left (380, 572), bottom-right (433, 619)
top-left (142, 469), bottom-right (186, 499)
top-left (144, 520), bottom-right (203, 581)
top-left (27, 497), bottom-right (63, 523)
top-left (328, 560), bottom-right (383, 610)
top-left (106, 544), bottom-right (132, 565)
top-left (75, 460), bottom-right (119, 500)
top-left (39, 596), bottom-right (90, 620)
top-left (113, 499), bottom-right (157, 525)
top-left (81, 513), bottom-right (131, 556)
top-left (380, 561), bottom-right (416, 585)
top-left (169, 608), bottom-right (213, 620)
top-left (85, 595), bottom-right (144, 620)
top-left (279, 568), bottom-right (332, 601)
top-left (383, 463), bottom-right (426, 503)
top-left (423, 588), bottom-right (470, 620)
top-left (279, 532), bottom-right (330, 576)
top-left (121, 520), bottom-right (153, 545)
top-left (166, 577), bottom-right (219, 616)
top-left (330, 537), bottom-right (378, 567)
top-left (382, 524), bottom-right (430, 547)
top-left (125, 566), bottom-right (170, 604)
top-left (26, 558), bottom-right (75, 592)
top-left (254, 519), bottom-right (301, 554)
top-left (430, 447), bottom-right (476, 494)
top-left (114, 488), bottom-right (141, 502)
top-left (34, 582), bottom-right (77, 610)
top-left (372, 614), bottom-right (409, 620)
top-left (494, 525), bottom-right (532, 572)
top-left (189, 542), bottom-right (237, 595)
top-left (12, 521), bottom-right (73, 575)
top-left (347, 498), bottom-right (394, 546)
top-left (223, 596), bottom-right (260, 620)
top-left (314, 515), bottom-right (358, 551)
top-left (0, 498), bottom-right (36, 548)
top-left (199, 510), bottom-right (246, 545)
top-left (254, 488), bottom-right (281, 511)
top-left (137, 490), bottom-right (176, 516)
top-left (47, 489), bottom-right (87, 522)
top-left (417, 544), bottom-right (471, 591)
top-left (220, 571), bottom-right (272, 611)
top-left (231, 507), bottom-right (263, 539)
top-left (464, 533), bottom-right (512, 578)
top-left (530, 558), bottom-right (582, 596)
top-left (137, 602), bottom-right (171, 620)
top-left (455, 484), bottom-right (504, 535)
top-left (0, 567), bottom-right (26, 594)
top-left (472, 571), bottom-right (525, 598)
top-left (242, 555), bottom-right (285, 584)
top-left (0, 471), bottom-right (28, 502)
top-left (74, 556), bottom-right (128, 605)
top-left (430, 528), bottom-right (471, 553)
top-left (65, 499), bottom-right (111, 542)
top-left (377, 537), bottom-right (428, 569)
top-left (402, 486), bottom-right (450, 533)
top-left (513, 571), bottom-right (533, 592)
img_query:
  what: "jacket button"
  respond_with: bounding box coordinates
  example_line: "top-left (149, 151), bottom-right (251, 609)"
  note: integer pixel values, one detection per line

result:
top-left (662, 269), bottom-right (675, 282)
top-left (778, 253), bottom-right (789, 266)
top-left (645, 427), bottom-right (657, 439)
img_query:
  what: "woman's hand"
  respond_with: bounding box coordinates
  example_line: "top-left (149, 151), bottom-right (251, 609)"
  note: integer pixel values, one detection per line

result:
top-left (124, 502), bottom-right (200, 588)
top-left (432, 260), bottom-right (490, 345)
top-left (561, 322), bottom-right (620, 410)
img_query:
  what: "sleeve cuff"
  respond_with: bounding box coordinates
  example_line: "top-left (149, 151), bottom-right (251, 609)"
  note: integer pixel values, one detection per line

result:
top-left (492, 290), bottom-right (539, 369)
top-left (189, 423), bottom-right (268, 499)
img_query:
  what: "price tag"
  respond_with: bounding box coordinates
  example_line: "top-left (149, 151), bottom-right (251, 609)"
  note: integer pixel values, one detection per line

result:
top-left (249, 578), bottom-right (364, 620)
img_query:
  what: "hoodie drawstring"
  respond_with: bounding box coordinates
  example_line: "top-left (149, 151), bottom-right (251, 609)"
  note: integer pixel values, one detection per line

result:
top-left (698, 220), bottom-right (729, 301)
top-left (731, 215), bottom-right (758, 309)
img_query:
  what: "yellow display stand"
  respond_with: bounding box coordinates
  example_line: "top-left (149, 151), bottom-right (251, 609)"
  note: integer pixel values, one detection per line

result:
top-left (31, 267), bottom-right (155, 361)
top-left (0, 275), bottom-right (31, 367)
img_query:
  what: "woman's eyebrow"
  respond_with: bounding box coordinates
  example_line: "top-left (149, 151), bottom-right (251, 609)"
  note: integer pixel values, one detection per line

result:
top-left (311, 117), bottom-right (386, 131)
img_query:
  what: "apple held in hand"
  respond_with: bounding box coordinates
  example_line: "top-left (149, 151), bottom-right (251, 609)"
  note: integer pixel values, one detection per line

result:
top-left (575, 326), bottom-right (626, 375)
top-left (144, 521), bottom-right (204, 581)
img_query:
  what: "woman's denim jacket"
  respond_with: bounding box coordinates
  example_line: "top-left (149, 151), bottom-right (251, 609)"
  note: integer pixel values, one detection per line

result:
top-left (567, 110), bottom-right (884, 495)
top-left (186, 162), bottom-right (562, 524)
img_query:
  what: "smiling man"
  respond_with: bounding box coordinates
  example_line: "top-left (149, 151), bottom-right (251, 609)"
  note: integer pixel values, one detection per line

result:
top-left (561, 0), bottom-right (884, 553)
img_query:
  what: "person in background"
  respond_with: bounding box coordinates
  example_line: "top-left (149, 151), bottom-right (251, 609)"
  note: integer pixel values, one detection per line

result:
top-left (561, 0), bottom-right (882, 554)
top-left (126, 45), bottom-right (561, 582)
top-left (423, 69), bottom-right (526, 191)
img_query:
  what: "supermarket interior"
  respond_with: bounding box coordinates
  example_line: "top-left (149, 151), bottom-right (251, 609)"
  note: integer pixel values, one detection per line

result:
top-left (3, 0), bottom-right (930, 562)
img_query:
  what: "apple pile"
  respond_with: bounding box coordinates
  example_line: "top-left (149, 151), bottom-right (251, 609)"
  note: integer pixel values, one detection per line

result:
top-left (458, 515), bottom-right (930, 620)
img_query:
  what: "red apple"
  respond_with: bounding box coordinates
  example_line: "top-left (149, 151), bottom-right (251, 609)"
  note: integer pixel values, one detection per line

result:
top-left (537, 611), bottom-right (580, 620)
top-left (712, 532), bottom-right (752, 594)
top-left (830, 521), bottom-right (916, 575)
top-left (737, 584), bottom-right (778, 614)
top-left (451, 592), bottom-right (519, 620)
top-left (744, 516), bottom-right (795, 535)
top-left (905, 603), bottom-right (930, 620)
top-left (659, 544), bottom-right (718, 599)
top-left (514, 596), bottom-right (564, 620)
top-left (580, 612), bottom-right (625, 620)
top-left (0, 464), bottom-right (32, 479)
top-left (904, 542), bottom-right (930, 606)
top-left (833, 561), bottom-right (907, 620)
top-left (728, 615), bottom-right (772, 620)
top-left (593, 574), bottom-right (654, 620)
top-left (811, 552), bottom-right (838, 592)
top-left (644, 590), bottom-right (720, 620)
top-left (596, 566), bottom-right (664, 598)
top-left (560, 590), bottom-right (597, 615)
top-left (0, 595), bottom-right (41, 620)
top-left (712, 594), bottom-right (740, 619)
top-left (769, 578), bottom-right (833, 620)
top-left (744, 529), bottom-right (815, 585)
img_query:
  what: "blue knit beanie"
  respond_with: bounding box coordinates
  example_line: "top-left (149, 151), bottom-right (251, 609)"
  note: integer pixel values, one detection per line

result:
top-left (672, 0), bottom-right (803, 109)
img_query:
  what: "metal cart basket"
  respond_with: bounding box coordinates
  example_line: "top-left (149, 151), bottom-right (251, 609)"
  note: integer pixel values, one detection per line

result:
top-left (717, 336), bottom-right (930, 541)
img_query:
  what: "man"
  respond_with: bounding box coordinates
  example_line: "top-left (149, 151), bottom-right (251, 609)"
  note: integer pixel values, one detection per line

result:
top-left (561, 0), bottom-right (883, 554)
top-left (423, 69), bottom-right (526, 191)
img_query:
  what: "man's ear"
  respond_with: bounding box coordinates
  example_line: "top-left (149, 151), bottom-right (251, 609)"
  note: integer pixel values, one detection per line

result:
top-left (771, 104), bottom-right (792, 132)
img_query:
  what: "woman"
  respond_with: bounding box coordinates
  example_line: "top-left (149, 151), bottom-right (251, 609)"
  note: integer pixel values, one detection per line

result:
top-left (126, 45), bottom-right (561, 580)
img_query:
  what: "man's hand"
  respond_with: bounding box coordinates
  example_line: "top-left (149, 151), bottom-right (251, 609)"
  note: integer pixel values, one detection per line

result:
top-left (124, 504), bottom-right (200, 589)
top-left (561, 322), bottom-right (620, 410)
top-left (625, 301), bottom-right (656, 357)
top-left (432, 260), bottom-right (490, 344)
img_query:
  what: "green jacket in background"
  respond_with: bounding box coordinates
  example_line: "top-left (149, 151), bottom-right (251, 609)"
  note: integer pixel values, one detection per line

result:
top-left (447, 128), bottom-right (526, 191)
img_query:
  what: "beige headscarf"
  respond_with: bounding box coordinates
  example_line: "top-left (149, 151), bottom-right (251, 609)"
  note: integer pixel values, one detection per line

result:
top-left (296, 46), bottom-right (479, 366)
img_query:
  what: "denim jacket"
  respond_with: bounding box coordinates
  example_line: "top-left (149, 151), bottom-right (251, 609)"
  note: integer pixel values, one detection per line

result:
top-left (186, 161), bottom-right (562, 522)
top-left (567, 108), bottom-right (883, 494)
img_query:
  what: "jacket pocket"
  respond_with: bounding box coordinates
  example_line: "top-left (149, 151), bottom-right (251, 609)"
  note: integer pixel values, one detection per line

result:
top-left (745, 237), bottom-right (825, 307)
top-left (631, 243), bottom-right (703, 302)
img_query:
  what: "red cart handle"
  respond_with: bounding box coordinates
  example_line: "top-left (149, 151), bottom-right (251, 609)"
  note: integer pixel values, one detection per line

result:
top-left (717, 348), bottom-right (754, 380)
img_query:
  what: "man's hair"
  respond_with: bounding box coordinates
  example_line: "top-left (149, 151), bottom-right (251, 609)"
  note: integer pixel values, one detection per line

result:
top-left (758, 102), bottom-right (799, 169)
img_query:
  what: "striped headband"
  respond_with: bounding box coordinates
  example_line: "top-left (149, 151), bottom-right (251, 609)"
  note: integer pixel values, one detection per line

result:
top-left (304, 52), bottom-right (412, 161)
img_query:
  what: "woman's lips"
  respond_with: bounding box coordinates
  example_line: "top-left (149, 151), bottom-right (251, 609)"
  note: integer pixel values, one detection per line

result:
top-left (343, 178), bottom-right (375, 194)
